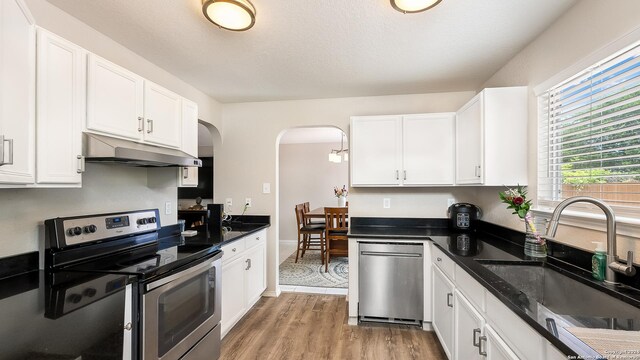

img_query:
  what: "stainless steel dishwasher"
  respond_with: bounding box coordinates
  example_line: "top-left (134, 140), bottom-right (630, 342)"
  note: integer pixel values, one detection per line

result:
top-left (358, 242), bottom-right (423, 325)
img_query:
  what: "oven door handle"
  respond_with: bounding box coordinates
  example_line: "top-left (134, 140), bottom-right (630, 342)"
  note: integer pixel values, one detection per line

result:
top-left (146, 252), bottom-right (222, 292)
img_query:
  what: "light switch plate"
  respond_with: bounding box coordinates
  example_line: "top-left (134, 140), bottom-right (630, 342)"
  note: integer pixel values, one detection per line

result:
top-left (262, 183), bottom-right (271, 194)
top-left (383, 198), bottom-right (391, 209)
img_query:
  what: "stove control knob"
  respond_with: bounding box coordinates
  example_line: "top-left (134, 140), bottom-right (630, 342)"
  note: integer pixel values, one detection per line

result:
top-left (84, 225), bottom-right (97, 233)
top-left (67, 227), bottom-right (82, 236)
top-left (83, 288), bottom-right (97, 297)
top-left (148, 217), bottom-right (157, 224)
top-left (67, 294), bottom-right (82, 304)
top-left (137, 218), bottom-right (148, 225)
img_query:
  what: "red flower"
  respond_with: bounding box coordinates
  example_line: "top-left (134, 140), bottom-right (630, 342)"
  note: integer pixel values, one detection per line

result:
top-left (513, 197), bottom-right (524, 205)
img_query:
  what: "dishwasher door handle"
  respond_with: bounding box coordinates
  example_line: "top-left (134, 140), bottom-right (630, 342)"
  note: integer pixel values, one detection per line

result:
top-left (360, 251), bottom-right (422, 258)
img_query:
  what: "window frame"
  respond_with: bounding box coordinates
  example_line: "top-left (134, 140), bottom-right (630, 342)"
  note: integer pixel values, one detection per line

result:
top-left (534, 32), bottom-right (640, 232)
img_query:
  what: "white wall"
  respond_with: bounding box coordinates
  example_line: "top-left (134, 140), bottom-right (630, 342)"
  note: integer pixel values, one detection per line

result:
top-left (0, 164), bottom-right (176, 259)
top-left (476, 0), bottom-right (640, 261)
top-left (279, 141), bottom-right (349, 241)
top-left (215, 91), bottom-right (476, 294)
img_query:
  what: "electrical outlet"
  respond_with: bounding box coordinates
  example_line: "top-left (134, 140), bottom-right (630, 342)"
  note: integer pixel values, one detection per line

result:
top-left (383, 198), bottom-right (391, 209)
top-left (245, 198), bottom-right (252, 207)
top-left (262, 183), bottom-right (271, 194)
top-left (447, 198), bottom-right (456, 207)
top-left (225, 198), bottom-right (232, 212)
top-left (165, 201), bottom-right (172, 215)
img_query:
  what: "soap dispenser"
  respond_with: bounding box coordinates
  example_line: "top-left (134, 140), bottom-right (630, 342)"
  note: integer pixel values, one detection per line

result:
top-left (592, 242), bottom-right (607, 281)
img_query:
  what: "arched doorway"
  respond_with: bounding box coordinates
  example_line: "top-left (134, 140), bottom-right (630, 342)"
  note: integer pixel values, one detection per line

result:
top-left (275, 126), bottom-right (349, 292)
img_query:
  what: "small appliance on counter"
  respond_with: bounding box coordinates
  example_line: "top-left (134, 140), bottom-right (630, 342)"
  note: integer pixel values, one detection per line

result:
top-left (447, 203), bottom-right (482, 231)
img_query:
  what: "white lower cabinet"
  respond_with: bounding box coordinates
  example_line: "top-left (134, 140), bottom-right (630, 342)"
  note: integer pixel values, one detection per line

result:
top-left (454, 290), bottom-right (485, 360)
top-left (221, 254), bottom-right (247, 337)
top-left (432, 250), bottom-right (541, 360)
top-left (221, 229), bottom-right (267, 337)
top-left (485, 325), bottom-right (519, 360)
top-left (432, 267), bottom-right (455, 359)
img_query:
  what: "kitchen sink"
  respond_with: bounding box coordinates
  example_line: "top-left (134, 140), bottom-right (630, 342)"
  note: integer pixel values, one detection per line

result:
top-left (478, 260), bottom-right (640, 321)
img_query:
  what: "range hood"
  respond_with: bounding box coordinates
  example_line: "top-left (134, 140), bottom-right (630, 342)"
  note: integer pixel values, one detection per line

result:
top-left (84, 133), bottom-right (202, 167)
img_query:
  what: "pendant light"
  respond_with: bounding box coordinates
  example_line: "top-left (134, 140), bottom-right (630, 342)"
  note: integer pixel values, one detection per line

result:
top-left (390, 0), bottom-right (442, 14)
top-left (328, 133), bottom-right (349, 163)
top-left (202, 0), bottom-right (256, 31)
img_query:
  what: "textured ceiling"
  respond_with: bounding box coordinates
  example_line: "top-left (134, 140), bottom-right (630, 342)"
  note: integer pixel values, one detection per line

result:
top-left (46, 0), bottom-right (576, 103)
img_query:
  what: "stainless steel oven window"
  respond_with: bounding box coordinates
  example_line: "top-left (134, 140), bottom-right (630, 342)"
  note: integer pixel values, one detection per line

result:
top-left (143, 254), bottom-right (222, 360)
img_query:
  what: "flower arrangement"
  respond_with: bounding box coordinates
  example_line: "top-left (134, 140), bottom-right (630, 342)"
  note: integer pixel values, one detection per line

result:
top-left (334, 185), bottom-right (348, 198)
top-left (498, 185), bottom-right (531, 219)
top-left (499, 185), bottom-right (546, 250)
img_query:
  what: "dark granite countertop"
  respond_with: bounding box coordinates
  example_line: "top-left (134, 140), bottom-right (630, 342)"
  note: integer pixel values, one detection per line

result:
top-left (0, 218), bottom-right (270, 359)
top-left (348, 217), bottom-right (640, 359)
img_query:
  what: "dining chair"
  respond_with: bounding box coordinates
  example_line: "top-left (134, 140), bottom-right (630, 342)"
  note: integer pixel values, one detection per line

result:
top-left (294, 204), bottom-right (325, 263)
top-left (324, 207), bottom-right (348, 272)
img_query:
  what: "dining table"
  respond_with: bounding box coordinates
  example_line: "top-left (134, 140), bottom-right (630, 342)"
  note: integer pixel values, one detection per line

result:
top-left (306, 206), bottom-right (348, 219)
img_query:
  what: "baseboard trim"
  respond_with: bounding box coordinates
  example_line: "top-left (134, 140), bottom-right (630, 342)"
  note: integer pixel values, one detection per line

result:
top-left (262, 288), bottom-right (281, 297)
top-left (279, 239), bottom-right (297, 245)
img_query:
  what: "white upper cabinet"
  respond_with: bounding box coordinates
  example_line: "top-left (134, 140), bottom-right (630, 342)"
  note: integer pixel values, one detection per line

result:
top-left (456, 87), bottom-right (528, 186)
top-left (181, 98), bottom-right (199, 157)
top-left (87, 53), bottom-right (197, 151)
top-left (402, 113), bottom-right (455, 185)
top-left (86, 53), bottom-right (144, 141)
top-left (143, 81), bottom-right (181, 148)
top-left (351, 115), bottom-right (402, 186)
top-left (36, 28), bottom-right (86, 185)
top-left (0, 0), bottom-right (35, 185)
top-left (351, 113), bottom-right (455, 187)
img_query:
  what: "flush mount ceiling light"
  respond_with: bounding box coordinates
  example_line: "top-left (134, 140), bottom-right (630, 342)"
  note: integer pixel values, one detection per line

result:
top-left (390, 0), bottom-right (442, 14)
top-left (202, 0), bottom-right (256, 31)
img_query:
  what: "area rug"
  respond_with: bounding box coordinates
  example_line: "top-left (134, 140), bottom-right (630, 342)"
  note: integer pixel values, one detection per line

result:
top-left (279, 251), bottom-right (348, 288)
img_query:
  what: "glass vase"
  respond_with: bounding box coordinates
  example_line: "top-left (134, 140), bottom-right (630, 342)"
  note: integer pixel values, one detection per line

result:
top-left (523, 213), bottom-right (547, 258)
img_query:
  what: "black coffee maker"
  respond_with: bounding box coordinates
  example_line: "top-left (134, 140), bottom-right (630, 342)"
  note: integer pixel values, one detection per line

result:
top-left (447, 203), bottom-right (482, 232)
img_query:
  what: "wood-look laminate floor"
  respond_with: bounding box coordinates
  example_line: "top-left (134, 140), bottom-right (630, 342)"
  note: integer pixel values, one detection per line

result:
top-left (221, 293), bottom-right (446, 360)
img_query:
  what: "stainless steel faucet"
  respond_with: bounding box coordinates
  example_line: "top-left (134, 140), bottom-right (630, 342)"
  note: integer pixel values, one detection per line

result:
top-left (545, 196), bottom-right (636, 284)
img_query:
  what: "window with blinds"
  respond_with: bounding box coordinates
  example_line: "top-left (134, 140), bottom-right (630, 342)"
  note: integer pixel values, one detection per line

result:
top-left (538, 42), bottom-right (640, 211)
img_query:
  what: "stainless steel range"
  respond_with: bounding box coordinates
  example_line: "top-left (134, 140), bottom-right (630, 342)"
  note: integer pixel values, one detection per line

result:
top-left (45, 209), bottom-right (222, 360)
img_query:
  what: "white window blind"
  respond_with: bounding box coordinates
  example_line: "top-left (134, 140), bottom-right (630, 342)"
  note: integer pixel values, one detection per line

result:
top-left (538, 42), bottom-right (640, 211)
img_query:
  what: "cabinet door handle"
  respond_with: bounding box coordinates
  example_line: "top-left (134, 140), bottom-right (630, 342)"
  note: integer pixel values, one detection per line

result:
top-left (473, 328), bottom-right (481, 347)
top-left (403, 170), bottom-right (407, 180)
top-left (231, 248), bottom-right (236, 252)
top-left (475, 165), bottom-right (481, 178)
top-left (245, 258), bottom-right (251, 270)
top-left (183, 167), bottom-right (189, 179)
top-left (138, 117), bottom-right (144, 132)
top-left (436, 257), bottom-right (442, 262)
top-left (256, 236), bottom-right (260, 241)
top-left (0, 136), bottom-right (14, 166)
top-left (478, 335), bottom-right (487, 356)
top-left (146, 119), bottom-right (153, 133)
top-left (77, 155), bottom-right (85, 173)
top-left (395, 170), bottom-right (399, 180)
top-left (446, 293), bottom-right (453, 307)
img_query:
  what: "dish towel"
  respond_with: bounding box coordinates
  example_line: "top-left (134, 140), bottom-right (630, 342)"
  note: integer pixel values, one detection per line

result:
top-left (565, 327), bottom-right (640, 359)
